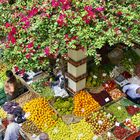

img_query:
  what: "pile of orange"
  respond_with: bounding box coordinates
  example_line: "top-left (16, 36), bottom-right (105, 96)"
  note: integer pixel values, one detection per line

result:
top-left (73, 91), bottom-right (100, 117)
top-left (23, 97), bottom-right (57, 131)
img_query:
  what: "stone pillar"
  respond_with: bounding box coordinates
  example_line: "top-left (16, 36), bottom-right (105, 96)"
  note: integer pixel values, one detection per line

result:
top-left (66, 48), bottom-right (87, 94)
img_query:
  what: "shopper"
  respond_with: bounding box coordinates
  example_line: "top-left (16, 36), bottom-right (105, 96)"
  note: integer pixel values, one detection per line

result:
top-left (35, 133), bottom-right (50, 140)
top-left (4, 70), bottom-right (27, 101)
top-left (4, 114), bottom-right (21, 140)
top-left (122, 83), bottom-right (140, 104)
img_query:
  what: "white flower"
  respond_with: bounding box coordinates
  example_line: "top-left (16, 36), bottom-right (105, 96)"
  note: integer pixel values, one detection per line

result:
top-left (128, 58), bottom-right (132, 62)
top-left (102, 73), bottom-right (107, 77)
top-left (93, 75), bottom-right (97, 79)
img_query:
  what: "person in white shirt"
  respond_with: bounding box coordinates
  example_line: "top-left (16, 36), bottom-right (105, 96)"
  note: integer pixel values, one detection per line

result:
top-left (122, 83), bottom-right (140, 104)
top-left (4, 114), bottom-right (21, 140)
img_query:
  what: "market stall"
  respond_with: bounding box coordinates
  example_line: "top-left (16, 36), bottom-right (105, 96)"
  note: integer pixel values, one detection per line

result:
top-left (0, 0), bottom-right (140, 139)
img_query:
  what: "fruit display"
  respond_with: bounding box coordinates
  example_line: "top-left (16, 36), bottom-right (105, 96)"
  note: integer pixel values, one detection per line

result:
top-left (73, 91), bottom-right (100, 117)
top-left (119, 97), bottom-right (136, 105)
top-left (124, 120), bottom-right (137, 131)
top-left (105, 103), bottom-right (129, 122)
top-left (3, 102), bottom-right (19, 114)
top-left (31, 78), bottom-right (54, 100)
top-left (23, 97), bottom-right (57, 130)
top-left (69, 119), bottom-right (94, 140)
top-left (91, 90), bottom-right (112, 106)
top-left (131, 113), bottom-right (140, 127)
top-left (46, 119), bottom-right (70, 140)
top-left (102, 132), bottom-right (117, 140)
top-left (126, 105), bottom-right (140, 116)
top-left (14, 91), bottom-right (40, 107)
top-left (102, 80), bottom-right (116, 92)
top-left (86, 110), bottom-right (116, 135)
top-left (0, 107), bottom-right (7, 119)
top-left (22, 120), bottom-right (41, 135)
top-left (109, 88), bottom-right (124, 100)
top-left (112, 126), bottom-right (131, 139)
top-left (52, 97), bottom-right (73, 116)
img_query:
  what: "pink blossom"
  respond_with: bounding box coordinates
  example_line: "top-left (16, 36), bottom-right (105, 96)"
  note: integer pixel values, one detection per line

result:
top-left (11, 27), bottom-right (17, 34)
top-left (84, 6), bottom-right (93, 12)
top-left (57, 13), bottom-right (66, 26)
top-left (26, 53), bottom-right (31, 59)
top-left (20, 16), bottom-right (28, 22)
top-left (28, 7), bottom-right (38, 18)
top-left (61, 4), bottom-right (71, 10)
top-left (22, 21), bottom-right (30, 29)
top-left (52, 0), bottom-right (60, 8)
top-left (95, 7), bottom-right (105, 12)
top-left (5, 22), bottom-right (11, 28)
top-left (27, 42), bottom-right (34, 48)
top-left (82, 15), bottom-right (91, 24)
top-left (44, 47), bottom-right (50, 56)
top-left (87, 12), bottom-right (96, 18)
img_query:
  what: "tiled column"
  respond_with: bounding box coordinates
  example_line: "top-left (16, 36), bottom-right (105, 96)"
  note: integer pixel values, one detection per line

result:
top-left (66, 48), bottom-right (87, 94)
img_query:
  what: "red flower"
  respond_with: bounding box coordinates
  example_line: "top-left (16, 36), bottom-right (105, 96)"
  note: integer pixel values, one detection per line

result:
top-left (57, 14), bottom-right (66, 26)
top-left (22, 21), bottom-right (30, 29)
top-left (28, 7), bottom-right (38, 18)
top-left (5, 22), bottom-right (11, 28)
top-left (84, 6), bottom-right (93, 12)
top-left (61, 4), bottom-right (71, 10)
top-left (14, 66), bottom-right (19, 72)
top-left (82, 15), bottom-right (91, 24)
top-left (11, 27), bottom-right (17, 34)
top-left (11, 36), bottom-right (16, 44)
top-left (116, 11), bottom-right (123, 16)
top-left (20, 16), bottom-right (28, 22)
top-left (27, 42), bottom-right (34, 48)
top-left (44, 47), bottom-right (50, 56)
top-left (26, 53), bottom-right (31, 59)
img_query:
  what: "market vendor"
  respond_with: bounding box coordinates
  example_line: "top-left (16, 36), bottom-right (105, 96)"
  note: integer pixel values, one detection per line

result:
top-left (4, 70), bottom-right (27, 101)
top-left (4, 114), bottom-right (21, 140)
top-left (122, 83), bottom-right (140, 104)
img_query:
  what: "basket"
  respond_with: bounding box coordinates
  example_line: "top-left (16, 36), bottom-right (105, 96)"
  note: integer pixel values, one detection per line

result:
top-left (13, 91), bottom-right (40, 107)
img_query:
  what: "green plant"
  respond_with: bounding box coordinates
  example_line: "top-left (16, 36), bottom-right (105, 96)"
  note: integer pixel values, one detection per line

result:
top-left (0, 0), bottom-right (139, 71)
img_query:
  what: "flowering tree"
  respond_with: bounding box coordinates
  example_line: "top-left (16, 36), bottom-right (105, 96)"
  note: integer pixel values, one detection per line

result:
top-left (0, 0), bottom-right (140, 71)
